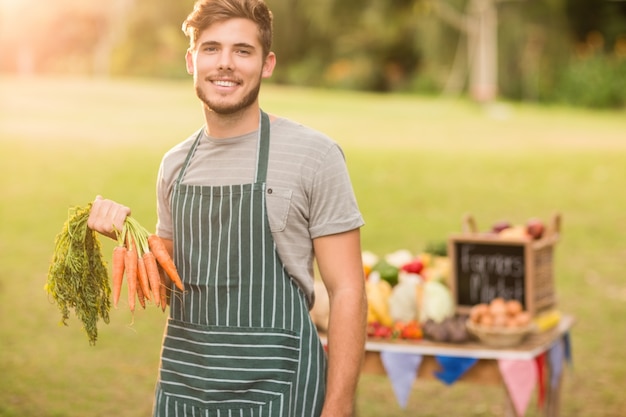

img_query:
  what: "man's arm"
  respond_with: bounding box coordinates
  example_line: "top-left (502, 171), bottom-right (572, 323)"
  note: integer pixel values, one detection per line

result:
top-left (314, 228), bottom-right (367, 417)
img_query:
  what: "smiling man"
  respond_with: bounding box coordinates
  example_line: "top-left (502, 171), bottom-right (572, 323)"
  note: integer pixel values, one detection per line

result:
top-left (86, 0), bottom-right (367, 416)
top-left (185, 15), bottom-right (273, 120)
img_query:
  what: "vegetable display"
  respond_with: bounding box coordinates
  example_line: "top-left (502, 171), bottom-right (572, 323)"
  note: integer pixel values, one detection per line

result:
top-left (355, 243), bottom-right (559, 346)
top-left (46, 203), bottom-right (184, 345)
top-left (360, 249), bottom-right (457, 341)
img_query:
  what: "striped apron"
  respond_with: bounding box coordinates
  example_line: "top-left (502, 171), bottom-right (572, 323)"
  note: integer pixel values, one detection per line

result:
top-left (153, 111), bottom-right (327, 417)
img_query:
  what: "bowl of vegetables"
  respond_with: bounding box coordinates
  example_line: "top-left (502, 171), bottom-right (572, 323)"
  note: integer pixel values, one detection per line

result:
top-left (466, 298), bottom-right (535, 348)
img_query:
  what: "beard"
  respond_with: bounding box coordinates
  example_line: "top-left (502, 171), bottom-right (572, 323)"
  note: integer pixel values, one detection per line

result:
top-left (195, 75), bottom-right (262, 115)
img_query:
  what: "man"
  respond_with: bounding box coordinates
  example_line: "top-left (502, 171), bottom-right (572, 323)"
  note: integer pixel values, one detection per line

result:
top-left (87, 0), bottom-right (367, 416)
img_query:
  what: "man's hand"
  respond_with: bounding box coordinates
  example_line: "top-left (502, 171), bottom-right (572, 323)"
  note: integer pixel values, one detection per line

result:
top-left (87, 195), bottom-right (131, 240)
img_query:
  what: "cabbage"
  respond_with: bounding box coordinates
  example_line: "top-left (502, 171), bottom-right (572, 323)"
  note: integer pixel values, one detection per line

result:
top-left (418, 280), bottom-right (454, 324)
top-left (388, 276), bottom-right (419, 322)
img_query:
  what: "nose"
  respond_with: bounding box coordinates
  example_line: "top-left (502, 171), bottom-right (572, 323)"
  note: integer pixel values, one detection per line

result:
top-left (217, 50), bottom-right (233, 71)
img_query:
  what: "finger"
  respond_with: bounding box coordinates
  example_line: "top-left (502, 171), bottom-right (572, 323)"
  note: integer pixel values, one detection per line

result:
top-left (87, 197), bottom-right (107, 231)
top-left (111, 207), bottom-right (130, 234)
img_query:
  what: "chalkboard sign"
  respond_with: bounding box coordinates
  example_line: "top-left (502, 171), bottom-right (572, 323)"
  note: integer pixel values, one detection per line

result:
top-left (452, 240), bottom-right (526, 307)
top-left (448, 234), bottom-right (557, 315)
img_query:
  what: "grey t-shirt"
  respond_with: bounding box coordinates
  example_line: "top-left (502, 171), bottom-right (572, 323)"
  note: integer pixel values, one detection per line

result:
top-left (155, 117), bottom-right (364, 307)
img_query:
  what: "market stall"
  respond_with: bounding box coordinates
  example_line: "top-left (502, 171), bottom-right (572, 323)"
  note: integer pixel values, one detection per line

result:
top-left (356, 315), bottom-right (573, 417)
top-left (313, 213), bottom-right (574, 417)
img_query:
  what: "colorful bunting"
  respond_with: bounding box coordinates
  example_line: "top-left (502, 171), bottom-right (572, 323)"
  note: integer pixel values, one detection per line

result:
top-left (548, 337), bottom-right (565, 389)
top-left (563, 332), bottom-right (573, 365)
top-left (535, 352), bottom-right (547, 410)
top-left (374, 332), bottom-right (573, 413)
top-left (498, 359), bottom-right (537, 417)
top-left (434, 355), bottom-right (478, 385)
top-left (380, 351), bottom-right (423, 408)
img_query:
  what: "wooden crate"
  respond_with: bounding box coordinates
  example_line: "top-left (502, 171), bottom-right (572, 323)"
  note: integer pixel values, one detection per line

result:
top-left (447, 214), bottom-right (561, 316)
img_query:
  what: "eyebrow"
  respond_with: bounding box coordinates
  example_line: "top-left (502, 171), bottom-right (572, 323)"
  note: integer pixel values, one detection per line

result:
top-left (198, 40), bottom-right (256, 50)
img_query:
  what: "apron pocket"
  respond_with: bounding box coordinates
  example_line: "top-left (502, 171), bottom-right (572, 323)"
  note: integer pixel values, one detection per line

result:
top-left (159, 318), bottom-right (301, 412)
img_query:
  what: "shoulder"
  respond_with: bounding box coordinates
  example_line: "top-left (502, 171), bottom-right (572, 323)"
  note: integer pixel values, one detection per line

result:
top-left (271, 118), bottom-right (335, 145)
top-left (161, 128), bottom-right (203, 167)
top-left (157, 128), bottom-right (205, 188)
top-left (270, 117), bottom-right (343, 159)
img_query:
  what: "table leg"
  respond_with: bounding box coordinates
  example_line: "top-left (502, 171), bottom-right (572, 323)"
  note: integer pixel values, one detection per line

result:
top-left (543, 356), bottom-right (563, 417)
top-left (503, 386), bottom-right (519, 417)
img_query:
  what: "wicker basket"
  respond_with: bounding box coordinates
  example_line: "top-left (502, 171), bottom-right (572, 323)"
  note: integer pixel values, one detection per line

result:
top-left (466, 320), bottom-right (535, 348)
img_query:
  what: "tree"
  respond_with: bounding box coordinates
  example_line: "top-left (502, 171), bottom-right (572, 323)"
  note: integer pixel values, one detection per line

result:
top-left (430, 0), bottom-right (499, 102)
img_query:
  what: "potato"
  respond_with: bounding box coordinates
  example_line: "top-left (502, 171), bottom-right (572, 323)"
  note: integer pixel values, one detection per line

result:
top-left (479, 313), bottom-right (494, 327)
top-left (489, 298), bottom-right (507, 316)
top-left (514, 311), bottom-right (532, 327)
top-left (470, 303), bottom-right (488, 323)
top-left (506, 300), bottom-right (523, 316)
top-left (505, 316), bottom-right (519, 328)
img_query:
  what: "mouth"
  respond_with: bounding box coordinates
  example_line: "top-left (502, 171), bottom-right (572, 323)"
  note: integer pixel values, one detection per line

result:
top-left (210, 78), bottom-right (240, 88)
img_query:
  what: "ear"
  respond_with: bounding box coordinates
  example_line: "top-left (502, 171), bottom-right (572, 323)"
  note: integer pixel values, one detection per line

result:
top-left (185, 49), bottom-right (195, 75)
top-left (261, 52), bottom-right (276, 79)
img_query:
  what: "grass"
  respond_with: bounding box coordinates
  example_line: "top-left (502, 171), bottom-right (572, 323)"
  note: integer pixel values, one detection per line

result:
top-left (1, 75), bottom-right (625, 416)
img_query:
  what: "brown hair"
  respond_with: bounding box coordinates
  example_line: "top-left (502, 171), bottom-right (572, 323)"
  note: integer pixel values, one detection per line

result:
top-left (182, 0), bottom-right (273, 58)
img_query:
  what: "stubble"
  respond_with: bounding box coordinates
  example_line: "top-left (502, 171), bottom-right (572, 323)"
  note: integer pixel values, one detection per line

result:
top-left (195, 75), bottom-right (262, 115)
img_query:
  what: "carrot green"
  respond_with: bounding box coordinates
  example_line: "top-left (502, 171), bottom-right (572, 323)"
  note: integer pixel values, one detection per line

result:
top-left (45, 203), bottom-right (111, 345)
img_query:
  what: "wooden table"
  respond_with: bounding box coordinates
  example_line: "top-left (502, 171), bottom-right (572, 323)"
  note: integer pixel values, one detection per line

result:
top-left (356, 315), bottom-right (574, 417)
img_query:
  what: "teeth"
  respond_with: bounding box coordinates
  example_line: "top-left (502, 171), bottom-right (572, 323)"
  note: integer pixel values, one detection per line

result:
top-left (213, 80), bottom-right (237, 87)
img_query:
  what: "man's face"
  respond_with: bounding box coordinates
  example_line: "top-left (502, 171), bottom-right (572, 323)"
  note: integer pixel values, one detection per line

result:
top-left (186, 18), bottom-right (275, 115)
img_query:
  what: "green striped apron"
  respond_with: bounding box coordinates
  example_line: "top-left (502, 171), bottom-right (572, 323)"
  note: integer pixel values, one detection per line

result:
top-left (153, 111), bottom-right (327, 417)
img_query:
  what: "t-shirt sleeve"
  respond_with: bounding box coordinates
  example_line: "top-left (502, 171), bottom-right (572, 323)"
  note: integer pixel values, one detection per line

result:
top-left (308, 144), bottom-right (364, 238)
top-left (155, 157), bottom-right (174, 240)
top-left (154, 133), bottom-right (198, 240)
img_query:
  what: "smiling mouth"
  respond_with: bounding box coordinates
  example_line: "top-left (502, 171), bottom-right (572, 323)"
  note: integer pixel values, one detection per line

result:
top-left (212, 79), bottom-right (239, 87)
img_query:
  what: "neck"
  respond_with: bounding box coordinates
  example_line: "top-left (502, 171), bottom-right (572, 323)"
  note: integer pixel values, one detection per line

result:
top-left (202, 105), bottom-right (261, 139)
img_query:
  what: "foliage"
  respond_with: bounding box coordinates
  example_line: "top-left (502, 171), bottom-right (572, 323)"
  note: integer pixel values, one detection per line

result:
top-left (109, 0), bottom-right (193, 78)
top-left (45, 204), bottom-right (111, 346)
top-left (0, 0), bottom-right (625, 102)
top-left (550, 53), bottom-right (626, 109)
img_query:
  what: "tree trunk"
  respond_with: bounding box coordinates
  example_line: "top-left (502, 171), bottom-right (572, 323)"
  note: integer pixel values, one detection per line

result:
top-left (431, 0), bottom-right (499, 102)
top-left (92, 0), bottom-right (135, 77)
top-left (467, 0), bottom-right (498, 102)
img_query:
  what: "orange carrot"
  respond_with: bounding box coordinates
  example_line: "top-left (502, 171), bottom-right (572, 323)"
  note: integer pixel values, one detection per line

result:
top-left (136, 278), bottom-right (146, 309)
top-left (158, 265), bottom-right (170, 312)
top-left (143, 251), bottom-right (161, 307)
top-left (160, 275), bottom-right (167, 312)
top-left (148, 234), bottom-right (184, 292)
top-left (125, 237), bottom-right (138, 313)
top-left (111, 245), bottom-right (126, 308)
top-left (136, 253), bottom-right (152, 302)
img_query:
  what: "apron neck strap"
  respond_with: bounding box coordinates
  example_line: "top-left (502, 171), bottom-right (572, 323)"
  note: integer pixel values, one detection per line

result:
top-left (255, 110), bottom-right (270, 184)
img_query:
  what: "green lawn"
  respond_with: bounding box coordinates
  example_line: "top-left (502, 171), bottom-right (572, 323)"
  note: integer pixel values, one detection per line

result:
top-left (1, 76), bottom-right (625, 416)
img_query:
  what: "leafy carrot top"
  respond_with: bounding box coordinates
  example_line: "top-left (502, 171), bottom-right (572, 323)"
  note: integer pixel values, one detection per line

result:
top-left (45, 203), bottom-right (111, 346)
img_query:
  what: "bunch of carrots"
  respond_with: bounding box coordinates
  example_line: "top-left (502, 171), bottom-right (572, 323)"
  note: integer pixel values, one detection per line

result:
top-left (46, 203), bottom-right (184, 345)
top-left (114, 217), bottom-right (185, 313)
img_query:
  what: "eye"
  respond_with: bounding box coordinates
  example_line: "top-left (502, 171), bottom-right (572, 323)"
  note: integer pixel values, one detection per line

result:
top-left (200, 43), bottom-right (219, 53)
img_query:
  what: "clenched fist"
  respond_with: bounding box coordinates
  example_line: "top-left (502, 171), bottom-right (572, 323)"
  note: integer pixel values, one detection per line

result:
top-left (87, 195), bottom-right (131, 240)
